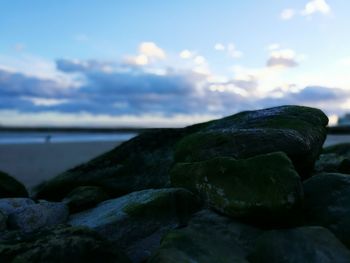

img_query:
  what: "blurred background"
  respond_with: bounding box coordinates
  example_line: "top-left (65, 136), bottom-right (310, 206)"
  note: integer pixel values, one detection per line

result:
top-left (1, 0), bottom-right (350, 186)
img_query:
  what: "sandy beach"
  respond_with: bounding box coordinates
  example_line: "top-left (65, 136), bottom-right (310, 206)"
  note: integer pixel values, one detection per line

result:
top-left (0, 134), bottom-right (349, 191)
top-left (0, 141), bottom-right (122, 190)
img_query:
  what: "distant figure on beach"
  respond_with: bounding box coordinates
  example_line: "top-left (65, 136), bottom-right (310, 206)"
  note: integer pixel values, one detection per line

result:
top-left (45, 135), bottom-right (51, 143)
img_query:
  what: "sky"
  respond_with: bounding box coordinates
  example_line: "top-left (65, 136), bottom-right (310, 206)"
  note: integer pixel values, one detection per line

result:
top-left (1, 0), bottom-right (350, 127)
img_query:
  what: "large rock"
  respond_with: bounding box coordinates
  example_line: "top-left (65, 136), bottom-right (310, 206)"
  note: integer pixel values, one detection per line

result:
top-left (171, 152), bottom-right (303, 223)
top-left (33, 127), bottom-right (203, 201)
top-left (0, 198), bottom-right (35, 215)
top-left (315, 143), bottom-right (350, 174)
top-left (0, 211), bottom-right (6, 231)
top-left (175, 105), bottom-right (328, 178)
top-left (8, 201), bottom-right (69, 232)
top-left (69, 188), bottom-right (200, 262)
top-left (0, 171), bottom-right (28, 198)
top-left (303, 172), bottom-right (350, 248)
top-left (248, 226), bottom-right (350, 263)
top-left (0, 226), bottom-right (131, 263)
top-left (149, 209), bottom-right (261, 263)
top-left (62, 186), bottom-right (110, 213)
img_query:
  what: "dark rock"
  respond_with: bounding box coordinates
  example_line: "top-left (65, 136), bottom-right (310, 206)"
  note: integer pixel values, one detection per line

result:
top-left (63, 186), bottom-right (110, 213)
top-left (315, 143), bottom-right (350, 174)
top-left (0, 225), bottom-right (131, 263)
top-left (8, 201), bottom-right (69, 232)
top-left (0, 171), bottom-right (28, 198)
top-left (247, 226), bottom-right (350, 263)
top-left (149, 209), bottom-right (261, 263)
top-left (303, 172), bottom-right (350, 248)
top-left (171, 152), bottom-right (303, 223)
top-left (0, 211), bottom-right (6, 231)
top-left (68, 188), bottom-right (200, 262)
top-left (175, 105), bottom-right (328, 178)
top-left (0, 198), bottom-right (35, 215)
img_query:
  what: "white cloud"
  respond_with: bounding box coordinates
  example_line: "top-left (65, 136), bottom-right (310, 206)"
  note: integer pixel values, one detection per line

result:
top-left (267, 49), bottom-right (299, 68)
top-left (280, 9), bottom-right (296, 20)
top-left (301, 0), bottom-right (331, 16)
top-left (214, 43), bottom-right (225, 51)
top-left (21, 97), bottom-right (69, 106)
top-left (179, 49), bottom-right (194, 59)
top-left (338, 57), bottom-right (350, 66)
top-left (138, 42), bottom-right (166, 60)
top-left (268, 43), bottom-right (280, 50)
top-left (214, 43), bottom-right (243, 58)
top-left (194, 56), bottom-right (206, 65)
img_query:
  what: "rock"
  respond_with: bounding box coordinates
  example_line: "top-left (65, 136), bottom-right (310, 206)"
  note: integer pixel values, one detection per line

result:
top-left (63, 186), bottom-right (110, 213)
top-left (0, 198), bottom-right (35, 215)
top-left (315, 143), bottom-right (350, 174)
top-left (69, 188), bottom-right (200, 262)
top-left (149, 209), bottom-right (261, 263)
top-left (303, 172), bottom-right (350, 248)
top-left (175, 105), bottom-right (328, 178)
top-left (0, 225), bottom-right (131, 263)
top-left (0, 211), bottom-right (6, 231)
top-left (247, 226), bottom-right (350, 263)
top-left (8, 201), bottom-right (69, 232)
top-left (33, 127), bottom-right (203, 201)
top-left (0, 171), bottom-right (28, 198)
top-left (171, 152), bottom-right (303, 223)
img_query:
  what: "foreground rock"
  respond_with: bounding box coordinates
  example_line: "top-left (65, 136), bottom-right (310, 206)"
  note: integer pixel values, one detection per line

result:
top-left (63, 186), bottom-right (110, 213)
top-left (0, 171), bottom-right (28, 197)
top-left (8, 201), bottom-right (69, 232)
top-left (171, 152), bottom-right (303, 223)
top-left (248, 226), bottom-right (350, 263)
top-left (175, 105), bottom-right (328, 178)
top-left (315, 143), bottom-right (350, 174)
top-left (0, 226), bottom-right (131, 263)
top-left (0, 198), bottom-right (35, 215)
top-left (69, 188), bottom-right (200, 262)
top-left (303, 172), bottom-right (350, 248)
top-left (0, 211), bottom-right (6, 231)
top-left (149, 209), bottom-right (261, 263)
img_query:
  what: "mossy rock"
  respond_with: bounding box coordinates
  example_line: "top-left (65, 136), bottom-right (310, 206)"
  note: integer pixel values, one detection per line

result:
top-left (0, 171), bottom-right (28, 198)
top-left (149, 209), bottom-right (261, 263)
top-left (175, 105), bottom-right (328, 179)
top-left (315, 143), bottom-right (350, 174)
top-left (247, 226), bottom-right (350, 263)
top-left (0, 225), bottom-right (131, 263)
top-left (171, 152), bottom-right (303, 224)
top-left (69, 188), bottom-right (201, 262)
top-left (303, 172), bottom-right (350, 248)
top-left (63, 186), bottom-right (110, 213)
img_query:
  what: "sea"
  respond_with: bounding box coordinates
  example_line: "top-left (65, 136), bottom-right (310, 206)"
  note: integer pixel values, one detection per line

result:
top-left (0, 131), bottom-right (138, 144)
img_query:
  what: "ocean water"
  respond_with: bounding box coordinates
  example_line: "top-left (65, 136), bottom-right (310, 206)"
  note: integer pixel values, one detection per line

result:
top-left (0, 131), bottom-right (137, 144)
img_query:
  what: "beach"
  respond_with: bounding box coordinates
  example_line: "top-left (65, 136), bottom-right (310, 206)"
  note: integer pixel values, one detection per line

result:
top-left (0, 134), bottom-right (349, 191)
top-left (0, 141), bottom-right (122, 189)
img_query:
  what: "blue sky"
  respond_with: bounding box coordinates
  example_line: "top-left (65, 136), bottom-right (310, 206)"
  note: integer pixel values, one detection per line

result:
top-left (1, 0), bottom-right (350, 127)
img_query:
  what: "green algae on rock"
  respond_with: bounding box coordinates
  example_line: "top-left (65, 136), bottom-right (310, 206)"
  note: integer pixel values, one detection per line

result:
top-left (171, 152), bottom-right (303, 222)
top-left (0, 171), bottom-right (28, 198)
top-left (175, 105), bottom-right (328, 179)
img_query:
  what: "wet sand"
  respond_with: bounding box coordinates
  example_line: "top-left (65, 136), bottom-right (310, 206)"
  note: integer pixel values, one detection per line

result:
top-left (0, 141), bottom-right (122, 189)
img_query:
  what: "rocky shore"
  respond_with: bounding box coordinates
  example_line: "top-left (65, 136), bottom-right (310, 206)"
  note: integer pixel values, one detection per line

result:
top-left (2, 105), bottom-right (350, 262)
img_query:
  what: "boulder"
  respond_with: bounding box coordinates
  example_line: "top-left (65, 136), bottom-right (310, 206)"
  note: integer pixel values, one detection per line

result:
top-left (171, 152), bottom-right (303, 223)
top-left (62, 186), bottom-right (110, 213)
top-left (0, 171), bottom-right (28, 198)
top-left (0, 211), bottom-right (6, 231)
top-left (315, 143), bottom-right (350, 174)
top-left (0, 225), bottom-right (131, 263)
top-left (149, 209), bottom-right (261, 263)
top-left (303, 172), bottom-right (350, 248)
top-left (175, 105), bottom-right (328, 178)
top-left (8, 201), bottom-right (69, 232)
top-left (0, 198), bottom-right (34, 215)
top-left (69, 188), bottom-right (200, 262)
top-left (247, 226), bottom-right (350, 263)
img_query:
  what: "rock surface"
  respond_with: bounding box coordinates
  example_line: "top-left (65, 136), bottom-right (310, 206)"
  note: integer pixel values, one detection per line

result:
top-left (63, 186), bottom-right (110, 213)
top-left (149, 209), bottom-right (261, 263)
top-left (315, 143), bottom-right (350, 174)
top-left (69, 188), bottom-right (200, 262)
top-left (0, 171), bottom-right (28, 198)
top-left (0, 211), bottom-right (6, 231)
top-left (0, 198), bottom-right (35, 215)
top-left (171, 152), bottom-right (303, 223)
top-left (8, 201), bottom-right (69, 232)
top-left (0, 226), bottom-right (131, 263)
top-left (303, 172), bottom-right (350, 248)
top-left (248, 226), bottom-right (350, 263)
top-left (175, 105), bottom-right (328, 178)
